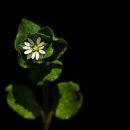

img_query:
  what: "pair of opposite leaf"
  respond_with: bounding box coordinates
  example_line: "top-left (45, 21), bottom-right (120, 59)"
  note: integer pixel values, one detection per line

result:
top-left (5, 18), bottom-right (83, 120)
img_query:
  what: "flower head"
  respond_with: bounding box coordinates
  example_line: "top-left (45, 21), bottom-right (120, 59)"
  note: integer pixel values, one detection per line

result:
top-left (23, 37), bottom-right (46, 60)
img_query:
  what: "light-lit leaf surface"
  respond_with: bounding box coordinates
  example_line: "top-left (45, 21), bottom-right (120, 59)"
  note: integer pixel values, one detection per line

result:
top-left (54, 81), bottom-right (83, 120)
top-left (14, 18), bottom-right (40, 51)
top-left (17, 54), bottom-right (32, 68)
top-left (5, 84), bottom-right (42, 119)
top-left (29, 60), bottom-right (63, 86)
top-left (38, 26), bottom-right (54, 36)
top-left (46, 38), bottom-right (67, 61)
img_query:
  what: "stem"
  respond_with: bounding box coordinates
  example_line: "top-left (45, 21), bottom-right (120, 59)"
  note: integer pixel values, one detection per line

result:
top-left (42, 111), bottom-right (53, 130)
top-left (41, 82), bottom-right (53, 130)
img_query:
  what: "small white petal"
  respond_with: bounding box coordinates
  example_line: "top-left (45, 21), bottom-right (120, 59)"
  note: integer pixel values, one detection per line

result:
top-left (35, 52), bottom-right (39, 60)
top-left (32, 52), bottom-right (36, 59)
top-left (39, 42), bottom-right (45, 46)
top-left (24, 49), bottom-right (32, 54)
top-left (28, 38), bottom-right (34, 45)
top-left (37, 37), bottom-right (41, 44)
top-left (39, 46), bottom-right (44, 49)
top-left (23, 46), bottom-right (31, 50)
top-left (39, 50), bottom-right (46, 54)
top-left (24, 42), bottom-right (31, 46)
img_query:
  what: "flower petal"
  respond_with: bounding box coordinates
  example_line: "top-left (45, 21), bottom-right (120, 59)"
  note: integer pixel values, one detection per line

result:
top-left (37, 37), bottom-right (41, 44)
top-left (39, 46), bottom-right (44, 49)
top-left (32, 52), bottom-right (36, 59)
top-left (39, 50), bottom-right (46, 54)
top-left (24, 49), bottom-right (32, 54)
top-left (23, 46), bottom-right (31, 50)
top-left (24, 42), bottom-right (31, 46)
top-left (39, 42), bottom-right (45, 46)
top-left (35, 52), bottom-right (39, 60)
top-left (28, 38), bottom-right (34, 45)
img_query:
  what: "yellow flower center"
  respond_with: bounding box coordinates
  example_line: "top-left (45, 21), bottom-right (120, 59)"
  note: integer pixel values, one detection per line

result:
top-left (33, 45), bottom-right (40, 51)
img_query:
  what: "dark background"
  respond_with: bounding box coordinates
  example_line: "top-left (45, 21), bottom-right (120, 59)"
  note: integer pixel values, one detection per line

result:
top-left (0, 1), bottom-right (119, 130)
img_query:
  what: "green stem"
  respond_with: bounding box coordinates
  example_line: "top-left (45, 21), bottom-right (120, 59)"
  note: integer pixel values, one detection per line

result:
top-left (41, 82), bottom-right (53, 130)
top-left (42, 111), bottom-right (53, 130)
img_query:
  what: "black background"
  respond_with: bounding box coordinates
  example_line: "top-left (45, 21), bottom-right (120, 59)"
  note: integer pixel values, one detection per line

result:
top-left (0, 1), bottom-right (119, 130)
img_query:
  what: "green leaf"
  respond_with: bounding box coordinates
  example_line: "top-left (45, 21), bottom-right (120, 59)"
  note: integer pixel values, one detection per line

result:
top-left (28, 33), bottom-right (51, 44)
top-left (38, 27), bottom-right (67, 60)
top-left (38, 26), bottom-right (54, 36)
top-left (17, 53), bottom-right (39, 69)
top-left (17, 54), bottom-right (32, 68)
top-left (14, 18), bottom-right (40, 51)
top-left (29, 60), bottom-right (63, 86)
top-left (5, 84), bottom-right (42, 119)
top-left (54, 81), bottom-right (83, 120)
top-left (46, 38), bottom-right (68, 61)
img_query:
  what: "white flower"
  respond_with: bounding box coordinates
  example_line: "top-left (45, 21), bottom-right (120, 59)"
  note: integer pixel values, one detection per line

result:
top-left (23, 37), bottom-right (46, 60)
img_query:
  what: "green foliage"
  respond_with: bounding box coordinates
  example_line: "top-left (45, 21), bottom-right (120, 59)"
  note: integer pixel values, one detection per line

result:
top-left (29, 60), bottom-right (63, 86)
top-left (54, 81), bottom-right (83, 120)
top-left (38, 26), bottom-right (54, 36)
top-left (5, 84), bottom-right (42, 119)
top-left (46, 38), bottom-right (67, 61)
top-left (14, 18), bottom-right (67, 68)
top-left (14, 18), bottom-right (40, 52)
top-left (5, 18), bottom-right (83, 130)
top-left (17, 54), bottom-right (32, 68)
